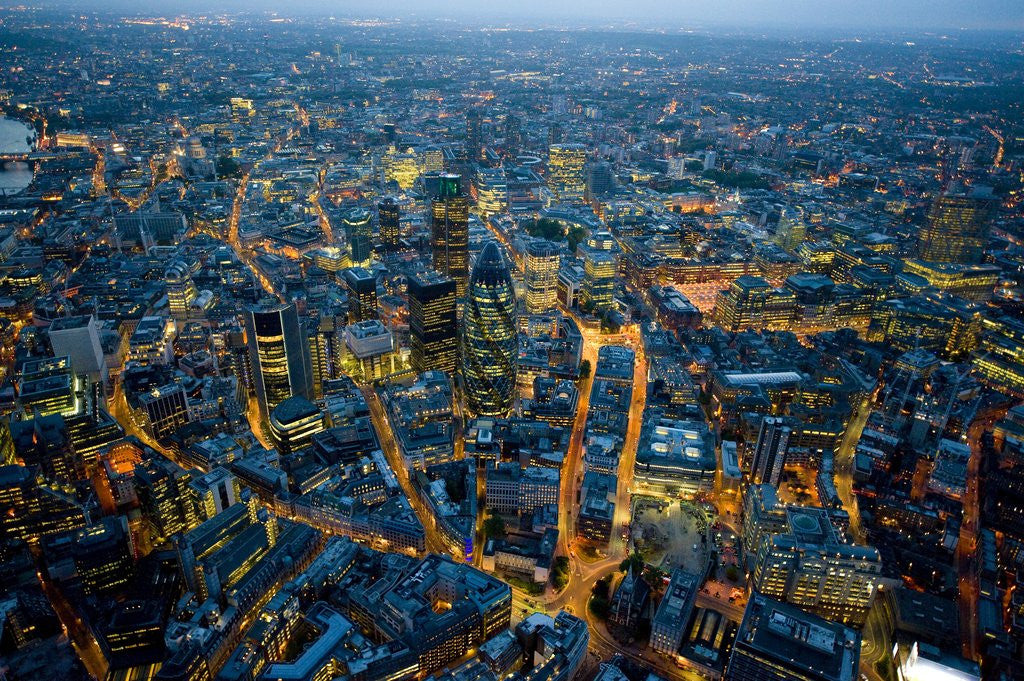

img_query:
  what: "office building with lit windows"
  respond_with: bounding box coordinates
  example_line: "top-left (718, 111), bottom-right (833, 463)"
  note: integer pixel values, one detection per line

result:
top-left (165, 259), bottom-right (198, 321)
top-left (524, 239), bottom-right (561, 314)
top-left (431, 174), bottom-right (470, 298)
top-left (547, 143), bottom-right (586, 204)
top-left (973, 314), bottom-right (1024, 397)
top-left (917, 185), bottom-right (995, 265)
top-left (463, 242), bottom-right (518, 416)
top-left (475, 167), bottom-right (508, 217)
top-left (378, 197), bottom-right (400, 249)
top-left (902, 259), bottom-right (1000, 302)
top-left (341, 206), bottom-right (373, 266)
top-left (269, 395), bottom-right (326, 454)
top-left (408, 271), bottom-right (458, 376)
top-left (245, 302), bottom-right (313, 418)
top-left (139, 383), bottom-right (191, 440)
top-left (580, 244), bottom-right (618, 312)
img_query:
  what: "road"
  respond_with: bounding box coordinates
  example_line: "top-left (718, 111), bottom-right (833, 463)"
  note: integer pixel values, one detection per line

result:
top-left (833, 394), bottom-right (871, 542)
top-left (361, 386), bottom-right (453, 558)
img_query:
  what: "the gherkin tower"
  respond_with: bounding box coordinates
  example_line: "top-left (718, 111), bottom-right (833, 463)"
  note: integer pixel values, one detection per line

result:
top-left (462, 241), bottom-right (518, 417)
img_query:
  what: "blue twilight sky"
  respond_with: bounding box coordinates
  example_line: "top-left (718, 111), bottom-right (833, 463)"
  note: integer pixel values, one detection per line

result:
top-left (45, 0), bottom-right (1024, 32)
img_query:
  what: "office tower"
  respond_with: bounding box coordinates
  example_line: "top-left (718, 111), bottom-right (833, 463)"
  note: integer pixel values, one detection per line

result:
top-left (187, 468), bottom-right (242, 523)
top-left (504, 114), bottom-right (522, 156)
top-left (547, 143), bottom-right (586, 204)
top-left (431, 174), bottom-right (470, 298)
top-left (134, 458), bottom-right (194, 539)
top-left (341, 206), bottom-right (373, 266)
top-left (245, 302), bottom-right (313, 418)
top-left (344, 320), bottom-right (396, 383)
top-left (475, 167), bottom-right (508, 217)
top-left (463, 242), bottom-right (518, 416)
top-left (342, 267), bottom-right (378, 324)
top-left (408, 271), bottom-right (458, 376)
top-left (774, 206), bottom-right (807, 253)
top-left (917, 185), bottom-right (995, 264)
top-left (727, 593), bottom-right (860, 681)
top-left (751, 507), bottom-right (883, 625)
top-left (524, 240), bottom-right (561, 314)
top-left (580, 235), bottom-right (618, 312)
top-left (750, 416), bottom-right (791, 487)
top-left (72, 517), bottom-right (136, 595)
top-left (48, 315), bottom-right (107, 384)
top-left (585, 161), bottom-right (615, 203)
top-left (377, 197), bottom-right (400, 250)
top-left (269, 396), bottom-right (326, 455)
top-left (139, 383), bottom-right (190, 440)
top-left (466, 108), bottom-right (483, 161)
top-left (165, 259), bottom-right (198, 321)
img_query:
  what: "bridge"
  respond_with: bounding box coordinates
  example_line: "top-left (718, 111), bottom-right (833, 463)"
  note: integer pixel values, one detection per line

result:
top-left (0, 150), bottom-right (64, 167)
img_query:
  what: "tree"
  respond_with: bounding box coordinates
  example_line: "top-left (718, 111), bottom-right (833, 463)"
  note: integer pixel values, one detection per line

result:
top-left (579, 359), bottom-right (592, 380)
top-left (620, 549), bottom-right (645, 574)
top-left (525, 217), bottom-right (565, 241)
top-left (566, 225), bottom-right (587, 252)
top-left (551, 556), bottom-right (571, 591)
top-left (483, 513), bottom-right (506, 540)
top-left (592, 575), bottom-right (612, 600)
top-left (216, 155), bottom-right (242, 179)
top-left (725, 565), bottom-right (740, 583)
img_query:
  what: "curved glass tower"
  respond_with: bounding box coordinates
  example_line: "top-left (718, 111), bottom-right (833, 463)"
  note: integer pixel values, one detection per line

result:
top-left (462, 241), bottom-right (518, 417)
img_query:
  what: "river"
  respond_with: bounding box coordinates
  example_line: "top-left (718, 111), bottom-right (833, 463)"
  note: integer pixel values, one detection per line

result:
top-left (0, 117), bottom-right (37, 196)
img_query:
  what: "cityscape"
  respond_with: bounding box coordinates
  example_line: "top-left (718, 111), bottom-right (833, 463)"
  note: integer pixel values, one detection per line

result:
top-left (0, 4), bottom-right (1023, 681)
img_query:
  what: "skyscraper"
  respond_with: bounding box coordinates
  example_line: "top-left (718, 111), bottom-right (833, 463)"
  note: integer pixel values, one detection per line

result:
top-left (245, 302), bottom-right (313, 418)
top-left (408, 271), bottom-right (458, 376)
top-left (342, 267), bottom-right (378, 324)
top-left (547, 143), bottom-right (586, 204)
top-left (431, 174), bottom-right (470, 298)
top-left (341, 206), bottom-right (373, 266)
top-left (524, 240), bottom-right (561, 314)
top-left (917, 185), bottom-right (995, 264)
top-left (750, 416), bottom-right (791, 487)
top-left (774, 206), bottom-right (807, 253)
top-left (165, 259), bottom-right (198, 322)
top-left (580, 233), bottom-right (619, 312)
top-left (463, 242), bottom-right (518, 416)
top-left (378, 197), bottom-right (400, 250)
top-left (466, 109), bottom-right (483, 162)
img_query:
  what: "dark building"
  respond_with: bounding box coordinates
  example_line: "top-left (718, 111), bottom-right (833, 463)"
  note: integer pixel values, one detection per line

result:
top-left (727, 593), bottom-right (860, 681)
top-left (408, 271), bottom-right (458, 376)
top-left (377, 197), bottom-right (400, 250)
top-left (750, 416), bottom-right (791, 488)
top-left (245, 303), bottom-right (313, 418)
top-left (431, 174), bottom-right (470, 299)
top-left (341, 206), bottom-right (373, 266)
top-left (342, 267), bottom-right (378, 324)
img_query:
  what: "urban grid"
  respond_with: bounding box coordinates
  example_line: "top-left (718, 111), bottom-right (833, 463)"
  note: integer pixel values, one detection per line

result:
top-left (0, 3), bottom-right (1022, 681)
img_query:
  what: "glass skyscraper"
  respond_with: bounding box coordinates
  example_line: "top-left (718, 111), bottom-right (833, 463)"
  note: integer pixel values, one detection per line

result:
top-left (918, 185), bottom-right (995, 264)
top-left (431, 174), bottom-right (470, 299)
top-left (377, 197), bottom-right (400, 250)
top-left (342, 206), bottom-right (373, 266)
top-left (245, 302), bottom-right (313, 418)
top-left (408, 271), bottom-right (458, 376)
top-left (462, 242), bottom-right (518, 417)
top-left (524, 240), bottom-right (560, 314)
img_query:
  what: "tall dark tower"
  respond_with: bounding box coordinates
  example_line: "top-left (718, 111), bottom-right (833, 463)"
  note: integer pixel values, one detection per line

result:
top-left (917, 185), bottom-right (995, 265)
top-left (750, 416), bottom-right (790, 488)
top-left (408, 271), bottom-right (457, 376)
top-left (342, 267), bottom-right (378, 324)
top-left (245, 302), bottom-right (313, 418)
top-left (462, 242), bottom-right (518, 417)
top-left (431, 174), bottom-right (470, 299)
top-left (504, 113), bottom-right (522, 158)
top-left (378, 197), bottom-right (400, 250)
top-left (466, 109), bottom-right (483, 162)
top-left (341, 207), bottom-right (373, 266)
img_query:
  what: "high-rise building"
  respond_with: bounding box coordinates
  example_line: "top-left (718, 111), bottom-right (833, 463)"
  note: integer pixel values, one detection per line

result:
top-left (585, 161), bottom-right (615, 203)
top-left (377, 197), bottom-right (400, 250)
top-left (431, 174), bottom-right (470, 298)
top-left (580, 234), bottom-right (619, 312)
top-left (463, 242), bottom-right (518, 416)
top-left (727, 593), bottom-right (860, 681)
top-left (750, 416), bottom-right (791, 487)
top-left (774, 206), bottom-right (807, 253)
top-left (466, 109), bottom-right (483, 162)
top-left (547, 144), bottom-right (587, 204)
top-left (341, 207), bottom-right (373, 266)
top-left (408, 271), bottom-right (458, 376)
top-left (475, 167), bottom-right (508, 217)
top-left (917, 185), bottom-right (995, 264)
top-left (342, 267), bottom-right (378, 324)
top-left (504, 114), bottom-right (522, 157)
top-left (165, 259), bottom-right (198, 322)
top-left (245, 302), bottom-right (313, 418)
top-left (139, 383), bottom-right (191, 440)
top-left (47, 314), bottom-right (107, 384)
top-left (186, 468), bottom-right (242, 523)
top-left (269, 396), bottom-right (326, 455)
top-left (524, 240), bottom-right (561, 314)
